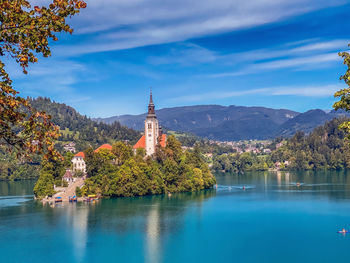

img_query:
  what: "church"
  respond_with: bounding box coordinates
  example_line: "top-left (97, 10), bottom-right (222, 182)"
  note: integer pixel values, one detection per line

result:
top-left (133, 91), bottom-right (167, 155)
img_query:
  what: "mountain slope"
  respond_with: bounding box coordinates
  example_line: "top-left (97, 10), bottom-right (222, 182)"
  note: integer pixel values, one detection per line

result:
top-left (95, 105), bottom-right (298, 140)
top-left (96, 105), bottom-right (350, 141)
top-left (276, 109), bottom-right (350, 137)
top-left (30, 97), bottom-right (140, 150)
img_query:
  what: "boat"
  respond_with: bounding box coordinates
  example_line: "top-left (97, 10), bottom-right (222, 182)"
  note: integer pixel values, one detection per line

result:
top-left (337, 229), bottom-right (349, 234)
top-left (83, 194), bottom-right (99, 202)
top-left (54, 197), bottom-right (62, 203)
top-left (69, 196), bottom-right (77, 202)
top-left (88, 194), bottom-right (99, 201)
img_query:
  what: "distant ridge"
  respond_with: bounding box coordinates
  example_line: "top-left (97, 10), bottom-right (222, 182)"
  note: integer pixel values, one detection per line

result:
top-left (94, 105), bottom-right (349, 141)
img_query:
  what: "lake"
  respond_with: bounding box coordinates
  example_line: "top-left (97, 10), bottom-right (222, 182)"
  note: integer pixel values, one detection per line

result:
top-left (1, 170), bottom-right (350, 263)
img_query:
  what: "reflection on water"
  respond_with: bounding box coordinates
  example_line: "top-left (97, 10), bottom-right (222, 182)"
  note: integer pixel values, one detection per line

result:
top-left (215, 170), bottom-right (350, 200)
top-left (64, 204), bottom-right (89, 263)
top-left (2, 171), bottom-right (350, 263)
top-left (146, 203), bottom-right (160, 263)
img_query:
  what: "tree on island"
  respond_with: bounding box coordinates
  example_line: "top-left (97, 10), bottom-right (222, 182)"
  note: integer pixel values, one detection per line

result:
top-left (334, 44), bottom-right (350, 135)
top-left (0, 0), bottom-right (86, 159)
top-left (34, 135), bottom-right (216, 199)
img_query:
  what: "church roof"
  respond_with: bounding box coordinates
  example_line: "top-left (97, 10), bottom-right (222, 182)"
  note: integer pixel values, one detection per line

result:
top-left (94, 144), bottom-right (112, 152)
top-left (133, 135), bottom-right (145, 149)
top-left (74, 152), bottom-right (85, 158)
top-left (132, 134), bottom-right (167, 149)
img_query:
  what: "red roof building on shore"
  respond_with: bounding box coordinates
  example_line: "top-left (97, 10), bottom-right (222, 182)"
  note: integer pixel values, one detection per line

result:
top-left (94, 144), bottom-right (112, 152)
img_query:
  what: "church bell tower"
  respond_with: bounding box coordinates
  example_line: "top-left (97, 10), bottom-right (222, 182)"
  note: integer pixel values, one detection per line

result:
top-left (144, 89), bottom-right (159, 156)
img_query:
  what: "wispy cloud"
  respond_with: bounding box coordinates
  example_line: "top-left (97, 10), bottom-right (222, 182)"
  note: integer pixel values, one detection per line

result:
top-left (50, 0), bottom-right (346, 56)
top-left (171, 84), bottom-right (344, 102)
top-left (205, 40), bottom-right (348, 77)
top-left (11, 59), bottom-right (92, 105)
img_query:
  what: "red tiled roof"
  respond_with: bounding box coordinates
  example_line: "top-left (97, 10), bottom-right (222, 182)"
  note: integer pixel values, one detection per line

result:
top-left (159, 134), bottom-right (167, 148)
top-left (63, 170), bottom-right (73, 178)
top-left (94, 144), bottom-right (112, 152)
top-left (133, 134), bottom-right (167, 149)
top-left (133, 135), bottom-right (145, 149)
top-left (75, 152), bottom-right (85, 158)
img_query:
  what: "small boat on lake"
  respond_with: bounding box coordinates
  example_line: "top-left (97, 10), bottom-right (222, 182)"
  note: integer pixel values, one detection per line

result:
top-left (84, 194), bottom-right (99, 202)
top-left (54, 197), bottom-right (62, 203)
top-left (69, 196), bottom-right (77, 202)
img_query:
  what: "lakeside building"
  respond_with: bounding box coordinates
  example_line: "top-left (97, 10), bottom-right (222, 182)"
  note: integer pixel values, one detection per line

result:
top-left (63, 170), bottom-right (74, 183)
top-left (133, 91), bottom-right (166, 156)
top-left (72, 152), bottom-right (86, 173)
top-left (70, 144), bottom-right (113, 176)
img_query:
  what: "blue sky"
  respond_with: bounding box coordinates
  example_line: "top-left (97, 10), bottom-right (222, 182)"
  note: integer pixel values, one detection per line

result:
top-left (8, 0), bottom-right (350, 117)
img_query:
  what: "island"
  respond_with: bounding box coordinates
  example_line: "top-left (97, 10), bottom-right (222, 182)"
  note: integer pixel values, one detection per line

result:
top-left (34, 92), bottom-right (216, 201)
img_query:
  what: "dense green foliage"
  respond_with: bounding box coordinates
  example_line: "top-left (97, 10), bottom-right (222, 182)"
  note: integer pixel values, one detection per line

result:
top-left (333, 44), bottom-right (350, 137)
top-left (30, 97), bottom-right (140, 150)
top-left (82, 135), bottom-right (216, 197)
top-left (211, 118), bottom-right (350, 172)
top-left (33, 153), bottom-right (74, 198)
top-left (0, 146), bottom-right (41, 180)
top-left (33, 159), bottom-right (63, 198)
top-left (271, 118), bottom-right (350, 170)
top-left (0, 98), bottom-right (141, 181)
top-left (1, 0), bottom-right (86, 159)
top-left (212, 152), bottom-right (272, 173)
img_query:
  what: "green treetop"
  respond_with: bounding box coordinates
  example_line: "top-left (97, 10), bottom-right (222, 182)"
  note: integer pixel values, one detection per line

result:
top-left (334, 44), bottom-right (350, 136)
top-left (0, 0), bottom-right (86, 159)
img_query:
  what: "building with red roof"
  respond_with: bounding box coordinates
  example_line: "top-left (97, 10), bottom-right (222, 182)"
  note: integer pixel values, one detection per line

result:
top-left (133, 135), bottom-right (146, 149)
top-left (133, 90), bottom-right (166, 155)
top-left (63, 170), bottom-right (73, 182)
top-left (72, 152), bottom-right (86, 173)
top-left (75, 151), bottom-right (85, 158)
top-left (94, 144), bottom-right (113, 152)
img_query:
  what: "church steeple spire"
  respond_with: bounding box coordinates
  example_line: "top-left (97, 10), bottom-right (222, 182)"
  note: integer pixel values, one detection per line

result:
top-left (147, 88), bottom-right (155, 116)
top-left (149, 88), bottom-right (154, 104)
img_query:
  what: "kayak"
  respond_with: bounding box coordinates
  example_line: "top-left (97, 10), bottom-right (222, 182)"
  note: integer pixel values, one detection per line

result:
top-left (337, 231), bottom-right (349, 233)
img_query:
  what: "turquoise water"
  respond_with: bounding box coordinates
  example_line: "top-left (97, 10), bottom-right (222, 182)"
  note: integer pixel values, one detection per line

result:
top-left (2, 171), bottom-right (350, 262)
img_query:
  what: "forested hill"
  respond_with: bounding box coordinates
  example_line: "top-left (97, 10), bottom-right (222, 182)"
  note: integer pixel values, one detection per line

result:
top-left (96, 105), bottom-right (349, 141)
top-left (29, 97), bottom-right (140, 150)
top-left (210, 117), bottom-right (350, 173)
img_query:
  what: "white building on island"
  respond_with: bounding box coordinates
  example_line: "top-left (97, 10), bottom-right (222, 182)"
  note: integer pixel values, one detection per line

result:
top-left (71, 152), bottom-right (86, 173)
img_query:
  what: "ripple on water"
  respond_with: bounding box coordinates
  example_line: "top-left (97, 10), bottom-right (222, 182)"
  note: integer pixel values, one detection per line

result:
top-left (216, 185), bottom-right (256, 191)
top-left (0, 195), bottom-right (33, 208)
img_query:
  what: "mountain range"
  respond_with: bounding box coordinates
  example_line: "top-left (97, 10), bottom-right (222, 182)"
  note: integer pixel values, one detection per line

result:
top-left (94, 105), bottom-right (349, 141)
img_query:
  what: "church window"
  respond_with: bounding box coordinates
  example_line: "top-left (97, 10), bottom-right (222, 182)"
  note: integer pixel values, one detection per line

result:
top-left (148, 123), bottom-right (152, 129)
top-left (148, 133), bottom-right (152, 137)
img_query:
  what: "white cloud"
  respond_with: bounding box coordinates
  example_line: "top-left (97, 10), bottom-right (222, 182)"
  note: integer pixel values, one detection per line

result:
top-left (171, 84), bottom-right (344, 102)
top-left (206, 41), bottom-right (348, 77)
top-left (47, 0), bottom-right (346, 55)
top-left (147, 43), bottom-right (218, 65)
top-left (253, 52), bottom-right (341, 70)
top-left (11, 59), bottom-right (92, 104)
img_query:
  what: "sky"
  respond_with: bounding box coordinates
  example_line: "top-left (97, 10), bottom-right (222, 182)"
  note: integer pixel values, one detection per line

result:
top-left (8, 0), bottom-right (350, 117)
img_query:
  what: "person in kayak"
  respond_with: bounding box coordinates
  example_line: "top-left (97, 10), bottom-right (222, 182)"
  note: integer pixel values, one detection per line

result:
top-left (341, 228), bottom-right (347, 234)
top-left (242, 186), bottom-right (246, 190)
